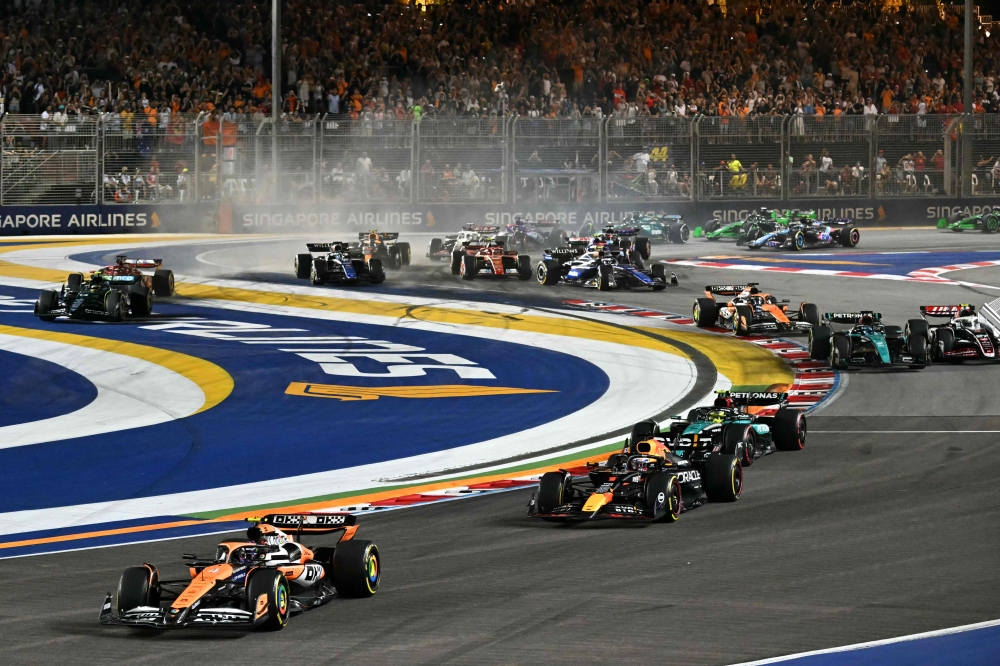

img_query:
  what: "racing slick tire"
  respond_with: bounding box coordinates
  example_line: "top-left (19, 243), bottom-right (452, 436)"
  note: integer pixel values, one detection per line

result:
top-left (651, 263), bottom-right (670, 289)
top-left (744, 225), bottom-right (762, 249)
top-left (105, 291), bottom-right (125, 322)
top-left (800, 302), bottom-right (820, 328)
top-left (428, 238), bottom-right (444, 260)
top-left (597, 263), bottom-right (613, 291)
top-left (295, 254), bottom-right (313, 279)
top-left (333, 540), bottom-right (381, 598)
top-left (116, 565), bottom-right (160, 616)
top-left (247, 569), bottom-right (290, 630)
top-left (66, 272), bottom-right (84, 291)
top-left (311, 258), bottom-right (328, 286)
top-left (905, 318), bottom-right (930, 341)
top-left (984, 213), bottom-right (1000, 233)
top-left (704, 220), bottom-right (720, 236)
top-left (368, 258), bottom-right (386, 284)
top-left (809, 325), bottom-right (833, 360)
top-left (152, 269), bottom-right (175, 297)
top-left (388, 246), bottom-right (403, 270)
top-left (724, 424), bottom-right (756, 467)
top-left (461, 253), bottom-right (477, 280)
top-left (839, 225), bottom-right (860, 247)
top-left (128, 283), bottom-right (152, 316)
top-left (536, 471), bottom-right (571, 515)
top-left (397, 242), bottom-right (412, 266)
top-left (517, 254), bottom-right (532, 280)
top-left (667, 222), bottom-right (690, 244)
top-left (450, 250), bottom-right (464, 275)
top-left (693, 298), bottom-right (719, 328)
top-left (791, 229), bottom-right (806, 251)
top-left (773, 408), bottom-right (807, 451)
top-left (635, 237), bottom-right (652, 260)
top-left (537, 259), bottom-right (561, 285)
top-left (907, 333), bottom-right (928, 368)
top-left (734, 304), bottom-right (753, 336)
top-left (704, 454), bottom-right (742, 503)
top-left (644, 473), bottom-right (682, 522)
top-left (830, 334), bottom-right (850, 370)
top-left (936, 327), bottom-right (956, 360)
top-left (35, 289), bottom-right (58, 322)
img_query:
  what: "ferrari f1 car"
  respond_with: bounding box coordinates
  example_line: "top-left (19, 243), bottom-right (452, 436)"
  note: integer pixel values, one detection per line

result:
top-left (495, 217), bottom-right (569, 253)
top-left (536, 241), bottom-right (675, 290)
top-left (527, 418), bottom-right (745, 523)
top-left (938, 211), bottom-right (1000, 233)
top-left (808, 311), bottom-right (928, 369)
top-left (99, 513), bottom-right (379, 631)
top-left (356, 230), bottom-right (411, 269)
top-left (905, 304), bottom-right (1000, 361)
top-left (742, 213), bottom-right (859, 250)
top-left (34, 256), bottom-right (175, 322)
top-left (427, 225), bottom-right (499, 261)
top-left (693, 283), bottom-right (819, 335)
top-left (451, 238), bottom-right (532, 279)
top-left (295, 242), bottom-right (386, 285)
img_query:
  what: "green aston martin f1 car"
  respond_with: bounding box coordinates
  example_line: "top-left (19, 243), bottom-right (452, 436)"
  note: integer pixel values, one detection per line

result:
top-left (937, 211), bottom-right (1000, 233)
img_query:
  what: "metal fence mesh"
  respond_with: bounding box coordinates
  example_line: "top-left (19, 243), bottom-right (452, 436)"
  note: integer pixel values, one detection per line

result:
top-left (1, 115), bottom-right (99, 205)
top-left (875, 114), bottom-right (959, 197)
top-left (416, 117), bottom-right (504, 203)
top-left (605, 116), bottom-right (693, 201)
top-left (512, 116), bottom-right (600, 203)
top-left (102, 112), bottom-right (198, 204)
top-left (787, 115), bottom-right (872, 199)
top-left (320, 116), bottom-right (412, 203)
top-left (695, 116), bottom-right (784, 200)
top-left (965, 114), bottom-right (1000, 196)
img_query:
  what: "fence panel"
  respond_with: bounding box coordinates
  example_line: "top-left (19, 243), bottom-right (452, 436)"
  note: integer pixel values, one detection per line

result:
top-left (1, 115), bottom-right (99, 205)
top-left (605, 116), bottom-right (693, 202)
top-left (101, 112), bottom-right (198, 204)
top-left (695, 116), bottom-right (783, 200)
top-left (787, 115), bottom-right (872, 199)
top-left (512, 116), bottom-right (600, 204)
top-left (416, 117), bottom-right (504, 203)
top-left (319, 116), bottom-right (412, 203)
top-left (964, 114), bottom-right (1000, 197)
top-left (874, 114), bottom-right (959, 197)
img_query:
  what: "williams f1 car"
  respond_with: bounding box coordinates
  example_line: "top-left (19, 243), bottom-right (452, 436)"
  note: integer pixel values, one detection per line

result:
top-left (527, 419), bottom-right (744, 523)
top-left (536, 242), bottom-right (675, 290)
top-left (427, 225), bottom-right (499, 261)
top-left (905, 304), bottom-right (1000, 361)
top-left (99, 513), bottom-right (379, 631)
top-left (295, 242), bottom-right (386, 285)
top-left (742, 213), bottom-right (859, 250)
top-left (938, 211), bottom-right (1000, 233)
top-left (34, 256), bottom-right (174, 322)
top-left (693, 284), bottom-right (819, 335)
top-left (451, 238), bottom-right (532, 279)
top-left (809, 311), bottom-right (928, 369)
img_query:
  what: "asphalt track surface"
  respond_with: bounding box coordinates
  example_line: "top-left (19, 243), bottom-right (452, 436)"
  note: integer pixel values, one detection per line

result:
top-left (3, 229), bottom-right (1000, 665)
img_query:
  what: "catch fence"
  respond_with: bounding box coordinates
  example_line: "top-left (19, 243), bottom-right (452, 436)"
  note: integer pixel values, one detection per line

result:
top-left (0, 112), bottom-right (991, 206)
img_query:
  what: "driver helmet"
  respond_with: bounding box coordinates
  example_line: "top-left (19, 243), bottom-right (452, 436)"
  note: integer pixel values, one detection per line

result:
top-left (707, 409), bottom-right (727, 423)
top-left (714, 396), bottom-right (734, 408)
top-left (230, 546), bottom-right (259, 565)
top-left (859, 314), bottom-right (874, 325)
top-left (959, 304), bottom-right (976, 318)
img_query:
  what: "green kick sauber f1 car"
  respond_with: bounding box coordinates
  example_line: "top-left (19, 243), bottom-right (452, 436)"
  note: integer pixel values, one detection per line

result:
top-left (937, 211), bottom-right (1000, 233)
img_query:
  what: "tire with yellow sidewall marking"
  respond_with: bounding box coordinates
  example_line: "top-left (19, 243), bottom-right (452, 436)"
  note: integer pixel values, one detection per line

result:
top-left (704, 454), bottom-right (742, 503)
top-left (333, 540), bottom-right (381, 598)
top-left (248, 569), bottom-right (290, 631)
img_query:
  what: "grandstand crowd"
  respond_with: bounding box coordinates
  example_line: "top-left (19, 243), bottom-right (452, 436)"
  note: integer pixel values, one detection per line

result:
top-left (2, 0), bottom-right (1000, 124)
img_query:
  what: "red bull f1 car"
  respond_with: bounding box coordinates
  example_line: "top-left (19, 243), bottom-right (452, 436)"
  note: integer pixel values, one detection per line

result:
top-left (693, 283), bottom-right (819, 335)
top-left (905, 304), bottom-right (1000, 361)
top-left (527, 419), bottom-right (744, 523)
top-left (99, 513), bottom-right (379, 631)
top-left (34, 255), bottom-right (174, 322)
top-left (356, 230), bottom-right (411, 269)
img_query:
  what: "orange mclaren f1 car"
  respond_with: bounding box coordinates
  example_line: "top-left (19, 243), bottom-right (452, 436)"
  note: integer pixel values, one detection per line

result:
top-left (99, 513), bottom-right (379, 631)
top-left (693, 283), bottom-right (820, 335)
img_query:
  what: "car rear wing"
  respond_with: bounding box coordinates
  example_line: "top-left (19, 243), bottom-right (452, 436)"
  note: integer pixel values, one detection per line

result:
top-left (825, 218), bottom-right (852, 225)
top-left (250, 512), bottom-right (357, 535)
top-left (718, 390), bottom-right (789, 406)
top-left (705, 283), bottom-right (759, 296)
top-left (306, 242), bottom-right (353, 252)
top-left (919, 305), bottom-right (969, 317)
top-left (115, 256), bottom-right (162, 269)
top-left (358, 231), bottom-right (399, 241)
top-left (981, 298), bottom-right (1000, 330)
top-left (823, 311), bottom-right (882, 324)
top-left (462, 224), bottom-right (499, 233)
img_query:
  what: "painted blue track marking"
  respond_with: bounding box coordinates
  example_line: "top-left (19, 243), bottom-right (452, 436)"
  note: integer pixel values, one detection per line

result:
top-left (0, 347), bottom-right (98, 427)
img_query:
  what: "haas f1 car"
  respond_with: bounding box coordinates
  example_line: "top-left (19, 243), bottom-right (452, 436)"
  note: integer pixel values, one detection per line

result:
top-left (295, 242), bottom-right (386, 285)
top-left (427, 225), bottom-right (499, 261)
top-left (809, 311), bottom-right (929, 369)
top-left (34, 256), bottom-right (175, 322)
top-left (451, 238), bottom-right (532, 280)
top-left (528, 418), bottom-right (745, 523)
top-left (693, 284), bottom-right (819, 335)
top-left (906, 304), bottom-right (1000, 361)
top-left (100, 513), bottom-right (379, 631)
